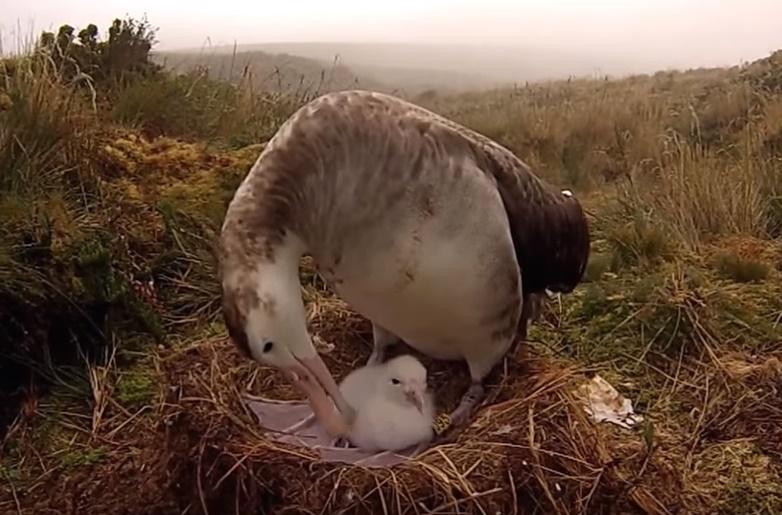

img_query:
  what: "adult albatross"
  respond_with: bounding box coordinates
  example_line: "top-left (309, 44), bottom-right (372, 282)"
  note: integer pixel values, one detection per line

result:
top-left (219, 90), bottom-right (590, 433)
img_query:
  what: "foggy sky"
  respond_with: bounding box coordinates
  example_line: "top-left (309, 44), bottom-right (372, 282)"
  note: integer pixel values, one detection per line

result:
top-left (3, 0), bottom-right (781, 71)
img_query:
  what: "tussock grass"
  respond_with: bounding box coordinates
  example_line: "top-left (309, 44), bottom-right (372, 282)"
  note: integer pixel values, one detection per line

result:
top-left (626, 133), bottom-right (772, 250)
top-left (423, 61), bottom-right (781, 251)
top-left (714, 251), bottom-right (771, 283)
top-left (0, 54), bottom-right (88, 193)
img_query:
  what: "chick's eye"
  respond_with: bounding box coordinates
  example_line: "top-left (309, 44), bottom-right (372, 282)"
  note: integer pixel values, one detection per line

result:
top-left (391, 378), bottom-right (400, 385)
top-left (263, 341), bottom-right (274, 353)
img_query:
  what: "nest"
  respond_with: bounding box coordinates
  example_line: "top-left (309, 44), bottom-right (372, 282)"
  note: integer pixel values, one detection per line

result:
top-left (9, 258), bottom-right (782, 514)
top-left (6, 273), bottom-right (781, 514)
top-left (132, 260), bottom-right (685, 514)
top-left (157, 330), bottom-right (680, 515)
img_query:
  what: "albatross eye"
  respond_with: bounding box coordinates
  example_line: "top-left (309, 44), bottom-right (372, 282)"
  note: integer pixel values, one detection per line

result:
top-left (263, 341), bottom-right (274, 353)
top-left (391, 378), bottom-right (400, 385)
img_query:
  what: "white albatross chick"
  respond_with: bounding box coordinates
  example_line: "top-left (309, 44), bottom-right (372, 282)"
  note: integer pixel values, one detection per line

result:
top-left (340, 354), bottom-right (436, 452)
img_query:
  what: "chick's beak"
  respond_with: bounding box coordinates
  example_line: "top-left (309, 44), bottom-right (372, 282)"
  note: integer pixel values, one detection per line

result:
top-left (405, 388), bottom-right (425, 414)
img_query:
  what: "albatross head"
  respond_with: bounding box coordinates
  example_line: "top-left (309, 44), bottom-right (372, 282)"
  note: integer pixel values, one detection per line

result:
top-left (530, 188), bottom-right (590, 295)
top-left (381, 355), bottom-right (429, 415)
top-left (219, 232), bottom-right (356, 423)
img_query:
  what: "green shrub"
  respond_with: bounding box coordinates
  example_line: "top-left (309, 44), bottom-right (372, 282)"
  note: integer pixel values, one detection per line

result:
top-left (35, 17), bottom-right (159, 85)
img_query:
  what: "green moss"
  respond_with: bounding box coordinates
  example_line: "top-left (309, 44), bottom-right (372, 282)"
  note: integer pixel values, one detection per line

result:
top-left (125, 294), bottom-right (165, 341)
top-left (116, 368), bottom-right (155, 407)
top-left (59, 446), bottom-right (106, 468)
top-left (24, 391), bottom-right (89, 458)
top-left (696, 441), bottom-right (782, 515)
top-left (0, 461), bottom-right (21, 482)
top-left (721, 482), bottom-right (782, 515)
top-left (159, 172), bottom-right (227, 226)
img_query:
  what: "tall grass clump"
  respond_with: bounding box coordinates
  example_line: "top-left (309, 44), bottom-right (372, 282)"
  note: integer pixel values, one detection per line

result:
top-left (617, 58), bottom-right (781, 248)
top-left (111, 72), bottom-right (229, 138)
top-left (625, 132), bottom-right (770, 250)
top-left (0, 44), bottom-right (92, 304)
top-left (0, 53), bottom-right (88, 193)
top-left (112, 60), bottom-right (326, 146)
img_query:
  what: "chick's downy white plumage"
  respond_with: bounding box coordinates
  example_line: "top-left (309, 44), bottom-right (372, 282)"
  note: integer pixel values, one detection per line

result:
top-left (339, 354), bottom-right (436, 452)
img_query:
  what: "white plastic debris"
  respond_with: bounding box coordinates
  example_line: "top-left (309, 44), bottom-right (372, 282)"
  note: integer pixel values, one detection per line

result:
top-left (312, 334), bottom-right (335, 353)
top-left (490, 424), bottom-right (514, 436)
top-left (578, 374), bottom-right (643, 429)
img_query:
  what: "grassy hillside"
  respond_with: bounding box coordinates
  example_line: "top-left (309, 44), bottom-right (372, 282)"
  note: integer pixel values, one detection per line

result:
top-left (153, 47), bottom-right (382, 94)
top-left (1, 16), bottom-right (781, 515)
top-left (153, 46), bottom-right (492, 95)
top-left (188, 41), bottom-right (664, 89)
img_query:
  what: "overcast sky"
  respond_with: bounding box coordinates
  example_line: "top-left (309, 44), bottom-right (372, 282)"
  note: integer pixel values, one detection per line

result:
top-left (2, 0), bottom-right (781, 69)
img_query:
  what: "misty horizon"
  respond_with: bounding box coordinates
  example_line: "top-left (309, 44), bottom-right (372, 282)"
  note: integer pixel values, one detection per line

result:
top-left (3, 0), bottom-right (781, 82)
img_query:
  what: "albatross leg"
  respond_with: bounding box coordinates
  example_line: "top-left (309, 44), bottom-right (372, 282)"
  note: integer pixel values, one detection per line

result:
top-left (448, 329), bottom-right (518, 427)
top-left (447, 294), bottom-right (546, 427)
top-left (448, 382), bottom-right (486, 427)
top-left (366, 322), bottom-right (401, 366)
top-left (506, 292), bottom-right (540, 358)
top-left (447, 293), bottom-right (548, 427)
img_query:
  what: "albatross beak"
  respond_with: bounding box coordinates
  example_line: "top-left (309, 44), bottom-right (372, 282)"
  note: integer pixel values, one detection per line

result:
top-left (287, 353), bottom-right (356, 423)
top-left (405, 389), bottom-right (425, 414)
top-left (284, 360), bottom-right (349, 438)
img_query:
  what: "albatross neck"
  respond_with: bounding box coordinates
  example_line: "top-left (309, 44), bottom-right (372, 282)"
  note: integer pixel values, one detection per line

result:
top-left (261, 234), bottom-right (356, 422)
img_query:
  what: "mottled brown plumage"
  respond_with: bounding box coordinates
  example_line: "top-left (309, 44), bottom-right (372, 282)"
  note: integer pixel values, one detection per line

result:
top-left (218, 90), bottom-right (590, 434)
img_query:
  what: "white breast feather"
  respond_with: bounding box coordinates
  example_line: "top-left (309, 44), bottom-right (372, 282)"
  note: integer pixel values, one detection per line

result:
top-left (348, 395), bottom-right (435, 452)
